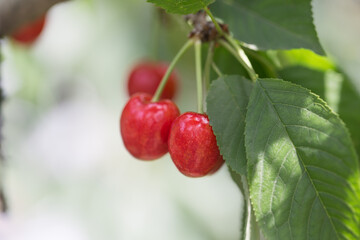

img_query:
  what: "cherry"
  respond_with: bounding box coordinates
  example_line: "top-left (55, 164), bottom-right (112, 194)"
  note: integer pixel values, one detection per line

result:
top-left (168, 112), bottom-right (224, 177)
top-left (127, 62), bottom-right (178, 100)
top-left (120, 93), bottom-right (180, 160)
top-left (11, 15), bottom-right (47, 45)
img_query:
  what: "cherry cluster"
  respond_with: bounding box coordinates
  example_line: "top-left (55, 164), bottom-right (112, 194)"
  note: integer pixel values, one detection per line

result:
top-left (9, 11), bottom-right (225, 178)
top-left (120, 62), bottom-right (224, 177)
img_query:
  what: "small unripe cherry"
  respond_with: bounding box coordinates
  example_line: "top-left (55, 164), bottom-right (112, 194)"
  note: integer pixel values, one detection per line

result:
top-left (11, 15), bottom-right (47, 45)
top-left (168, 112), bottom-right (224, 177)
top-left (127, 62), bottom-right (178, 100)
top-left (120, 93), bottom-right (180, 160)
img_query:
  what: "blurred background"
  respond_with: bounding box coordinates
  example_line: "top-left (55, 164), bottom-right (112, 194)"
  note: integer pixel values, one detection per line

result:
top-left (0, 0), bottom-right (359, 239)
top-left (0, 0), bottom-right (242, 239)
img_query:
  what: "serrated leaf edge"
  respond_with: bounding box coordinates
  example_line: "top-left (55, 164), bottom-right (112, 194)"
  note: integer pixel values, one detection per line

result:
top-left (310, 0), bottom-right (326, 55)
top-left (207, 75), bottom-right (252, 176)
top-left (147, 0), bottom-right (214, 14)
top-left (245, 78), bottom-right (360, 239)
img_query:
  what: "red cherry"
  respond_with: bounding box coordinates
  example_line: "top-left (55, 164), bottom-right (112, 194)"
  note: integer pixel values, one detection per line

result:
top-left (168, 112), bottom-right (224, 177)
top-left (127, 62), bottom-right (178, 99)
top-left (120, 93), bottom-right (180, 160)
top-left (11, 15), bottom-right (46, 45)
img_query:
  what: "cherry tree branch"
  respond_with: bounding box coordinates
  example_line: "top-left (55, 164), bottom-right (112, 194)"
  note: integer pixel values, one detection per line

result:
top-left (0, 0), bottom-right (68, 213)
top-left (0, 42), bottom-right (7, 212)
top-left (0, 0), bottom-right (68, 37)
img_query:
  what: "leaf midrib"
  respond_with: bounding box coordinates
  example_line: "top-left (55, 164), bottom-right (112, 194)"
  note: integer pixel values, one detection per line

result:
top-left (256, 80), bottom-right (340, 239)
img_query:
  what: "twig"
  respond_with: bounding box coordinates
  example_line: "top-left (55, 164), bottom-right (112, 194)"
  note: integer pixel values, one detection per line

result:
top-left (0, 41), bottom-right (7, 212)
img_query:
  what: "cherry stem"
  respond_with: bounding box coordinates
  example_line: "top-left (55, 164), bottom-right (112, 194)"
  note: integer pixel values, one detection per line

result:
top-left (212, 62), bottom-right (223, 77)
top-left (218, 39), bottom-right (258, 81)
top-left (241, 176), bottom-right (262, 240)
top-left (226, 37), bottom-right (258, 81)
top-left (245, 49), bottom-right (277, 78)
top-left (204, 8), bottom-right (224, 36)
top-left (204, 7), bottom-right (258, 81)
top-left (195, 40), bottom-right (203, 113)
top-left (152, 39), bottom-right (194, 102)
top-left (204, 41), bottom-right (215, 90)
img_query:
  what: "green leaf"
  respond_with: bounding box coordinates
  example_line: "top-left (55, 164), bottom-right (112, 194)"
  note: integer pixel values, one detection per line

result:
top-left (244, 49), bottom-right (278, 79)
top-left (338, 79), bottom-right (360, 158)
top-left (209, 46), bottom-right (276, 81)
top-left (207, 75), bottom-right (252, 175)
top-left (147, 0), bottom-right (214, 14)
top-left (276, 49), bottom-right (335, 71)
top-left (278, 66), bottom-right (326, 99)
top-left (278, 66), bottom-right (360, 158)
top-left (245, 78), bottom-right (360, 239)
top-left (312, 0), bottom-right (360, 96)
top-left (211, 0), bottom-right (324, 54)
top-left (229, 167), bottom-right (245, 192)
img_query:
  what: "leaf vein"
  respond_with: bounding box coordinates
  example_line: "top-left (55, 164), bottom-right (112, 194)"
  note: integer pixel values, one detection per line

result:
top-left (257, 80), bottom-right (340, 239)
